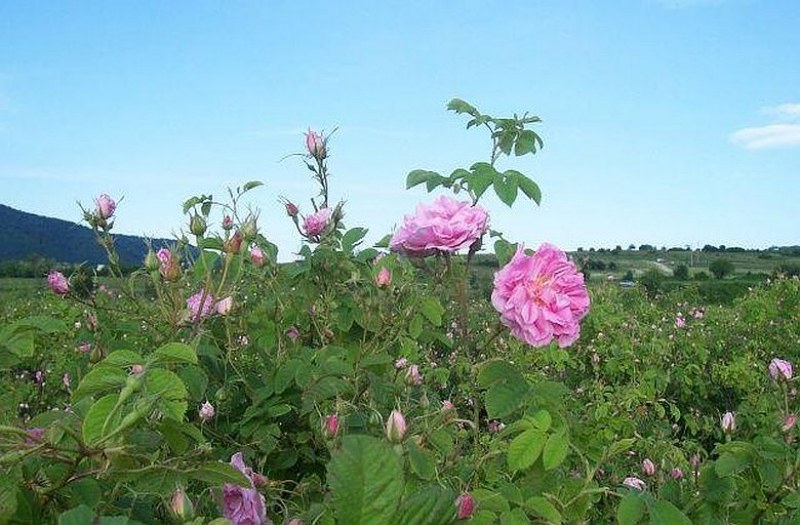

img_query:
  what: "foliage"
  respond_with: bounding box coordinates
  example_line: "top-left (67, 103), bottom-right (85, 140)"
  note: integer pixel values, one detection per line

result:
top-left (710, 258), bottom-right (735, 279)
top-left (2, 100), bottom-right (800, 524)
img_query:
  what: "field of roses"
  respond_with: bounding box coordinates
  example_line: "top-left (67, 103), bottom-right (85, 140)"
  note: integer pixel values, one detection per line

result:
top-left (1, 100), bottom-right (799, 525)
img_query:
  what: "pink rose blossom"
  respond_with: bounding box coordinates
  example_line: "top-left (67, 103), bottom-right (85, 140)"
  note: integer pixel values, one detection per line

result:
top-left (25, 427), bottom-right (45, 444)
top-left (47, 271), bottom-right (70, 295)
top-left (130, 364), bottom-right (144, 375)
top-left (199, 401), bottom-right (215, 422)
top-left (222, 452), bottom-right (268, 525)
top-left (77, 342), bottom-right (92, 353)
top-left (782, 414), bottom-right (797, 433)
top-left (94, 194), bottom-right (116, 220)
top-left (286, 326), bottom-right (300, 342)
top-left (250, 246), bottom-right (265, 267)
top-left (186, 290), bottom-right (216, 322)
top-left (769, 358), bottom-right (793, 381)
top-left (395, 357), bottom-right (408, 369)
top-left (375, 267), bottom-right (392, 287)
top-left (390, 196), bottom-right (488, 256)
top-left (302, 208), bottom-right (332, 237)
top-left (487, 420), bottom-right (506, 433)
top-left (675, 315), bottom-right (686, 328)
top-left (491, 244), bottom-right (590, 348)
top-left (441, 400), bottom-right (454, 412)
top-left (455, 492), bottom-right (475, 519)
top-left (671, 467), bottom-right (684, 480)
top-left (623, 476), bottom-right (646, 491)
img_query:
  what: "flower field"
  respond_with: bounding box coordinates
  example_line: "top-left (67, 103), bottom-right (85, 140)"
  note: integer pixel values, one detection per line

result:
top-left (1, 101), bottom-right (799, 525)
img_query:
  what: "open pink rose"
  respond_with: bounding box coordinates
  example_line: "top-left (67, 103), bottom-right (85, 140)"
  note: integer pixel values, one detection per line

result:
top-left (390, 196), bottom-right (488, 256)
top-left (303, 208), bottom-right (332, 237)
top-left (222, 452), bottom-right (268, 525)
top-left (186, 290), bottom-right (216, 322)
top-left (492, 244), bottom-right (589, 348)
top-left (47, 271), bottom-right (70, 295)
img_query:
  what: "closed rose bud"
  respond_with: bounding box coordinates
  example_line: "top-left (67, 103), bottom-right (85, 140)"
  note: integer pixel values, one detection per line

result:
top-left (131, 364), bottom-right (144, 375)
top-left (224, 231), bottom-right (243, 254)
top-left (169, 486), bottom-right (194, 521)
top-left (386, 410), bottom-right (406, 442)
top-left (250, 246), bottom-right (265, 267)
top-left (144, 250), bottom-right (160, 272)
top-left (323, 414), bottom-right (339, 438)
top-left (721, 411), bottom-right (736, 433)
top-left (690, 454), bottom-right (701, 470)
top-left (670, 467), bottom-right (684, 480)
top-left (216, 296), bottom-right (233, 316)
top-left (199, 401), bottom-right (215, 422)
top-left (641, 458), bottom-right (656, 477)
top-left (455, 493), bottom-right (475, 520)
top-left (222, 215), bottom-right (234, 230)
top-left (375, 267), bottom-right (392, 287)
top-left (240, 214), bottom-right (258, 241)
top-left (189, 214), bottom-right (207, 236)
top-left (405, 365), bottom-right (423, 386)
top-left (94, 194), bottom-right (116, 220)
top-left (782, 414), bottom-right (797, 433)
top-left (284, 200), bottom-right (299, 217)
top-left (305, 129), bottom-right (326, 159)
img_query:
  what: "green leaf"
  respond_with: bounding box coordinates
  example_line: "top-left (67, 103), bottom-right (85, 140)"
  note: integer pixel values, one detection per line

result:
top-left (606, 438), bottom-right (636, 459)
top-left (478, 360), bottom-right (522, 388)
top-left (101, 350), bottom-right (143, 367)
top-left (714, 452), bottom-right (750, 477)
top-left (327, 435), bottom-right (404, 525)
top-left (500, 508), bottom-right (529, 525)
top-left (493, 239), bottom-right (517, 267)
top-left (398, 486), bottom-right (457, 525)
top-left (241, 180), bottom-right (264, 192)
top-left (406, 440), bottom-right (436, 480)
top-left (472, 489), bottom-right (509, 513)
top-left (526, 496), bottom-right (562, 524)
top-left (486, 383), bottom-right (527, 419)
top-left (514, 130), bottom-right (541, 156)
top-left (447, 98), bottom-right (479, 116)
top-left (0, 466), bottom-right (20, 523)
top-left (58, 505), bottom-right (95, 525)
top-left (507, 429), bottom-right (546, 471)
top-left (145, 369), bottom-right (188, 421)
top-left (542, 429), bottom-right (569, 470)
top-left (406, 170), bottom-right (440, 190)
top-left (14, 315), bottom-right (68, 333)
top-left (616, 493), bottom-right (646, 525)
top-left (418, 297), bottom-right (444, 326)
top-left (467, 162), bottom-right (497, 200)
top-left (493, 174), bottom-right (518, 207)
top-left (151, 342), bottom-right (198, 366)
top-left (73, 366), bottom-right (128, 401)
top-left (82, 394), bottom-right (119, 445)
top-left (649, 501), bottom-right (692, 525)
top-left (190, 462), bottom-right (251, 487)
top-left (342, 228), bottom-right (369, 253)
top-left (515, 174), bottom-right (542, 205)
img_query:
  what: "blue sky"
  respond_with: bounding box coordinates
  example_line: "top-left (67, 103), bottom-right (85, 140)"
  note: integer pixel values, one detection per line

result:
top-left (1, 0), bottom-right (798, 260)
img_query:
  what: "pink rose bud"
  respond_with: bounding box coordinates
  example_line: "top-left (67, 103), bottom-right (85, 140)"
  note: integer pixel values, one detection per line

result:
top-left (690, 453), bottom-right (701, 470)
top-left (375, 267), bottom-right (392, 287)
top-left (386, 409), bottom-right (407, 442)
top-left (395, 357), bottom-right (408, 369)
top-left (251, 472), bottom-right (268, 488)
top-left (721, 411), bottom-right (736, 433)
top-left (224, 231), bottom-right (243, 254)
top-left (622, 476), bottom-right (646, 491)
top-left (641, 458), bottom-right (656, 477)
top-left (769, 358), bottom-right (793, 381)
top-left (216, 296), bottom-right (233, 316)
top-left (250, 246), bottom-right (265, 267)
top-left (782, 413), bottom-right (797, 433)
top-left (169, 486), bottom-right (194, 521)
top-left (441, 400), bottom-right (454, 412)
top-left (62, 373), bottom-right (71, 388)
top-left (47, 271), bottom-right (70, 295)
top-left (284, 200), bottom-right (299, 217)
top-left (144, 249), bottom-right (160, 271)
top-left (405, 364), bottom-right (423, 386)
top-left (488, 420), bottom-right (505, 433)
top-left (455, 492), bottom-right (475, 520)
top-left (305, 129), bottom-right (326, 159)
top-left (670, 467), bottom-right (684, 480)
top-left (94, 194), bottom-right (116, 220)
top-left (131, 364), bottom-right (144, 375)
top-left (199, 401), bottom-right (215, 422)
top-left (674, 315), bottom-right (686, 328)
top-left (77, 342), bottom-right (92, 354)
top-left (222, 215), bottom-right (234, 230)
top-left (323, 414), bottom-right (339, 438)
top-left (86, 312), bottom-right (98, 331)
top-left (286, 326), bottom-right (300, 342)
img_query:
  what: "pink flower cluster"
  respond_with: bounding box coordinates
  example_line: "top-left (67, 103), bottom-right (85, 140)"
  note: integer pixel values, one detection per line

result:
top-left (222, 453), bottom-right (268, 525)
top-left (491, 244), bottom-right (590, 348)
top-left (186, 290), bottom-right (232, 322)
top-left (390, 196), bottom-right (488, 256)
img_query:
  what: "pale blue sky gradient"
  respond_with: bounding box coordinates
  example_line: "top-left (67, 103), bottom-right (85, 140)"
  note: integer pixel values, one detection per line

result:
top-left (1, 1), bottom-right (798, 260)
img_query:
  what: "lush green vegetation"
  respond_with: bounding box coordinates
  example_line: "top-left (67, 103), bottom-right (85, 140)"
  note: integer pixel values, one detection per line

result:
top-left (2, 101), bottom-right (799, 525)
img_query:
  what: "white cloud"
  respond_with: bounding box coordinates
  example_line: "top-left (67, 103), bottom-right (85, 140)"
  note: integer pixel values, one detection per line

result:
top-left (730, 125), bottom-right (800, 150)
top-left (730, 103), bottom-right (800, 149)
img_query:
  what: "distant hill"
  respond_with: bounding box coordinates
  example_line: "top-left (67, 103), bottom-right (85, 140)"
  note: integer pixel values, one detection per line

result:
top-left (0, 203), bottom-right (174, 266)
